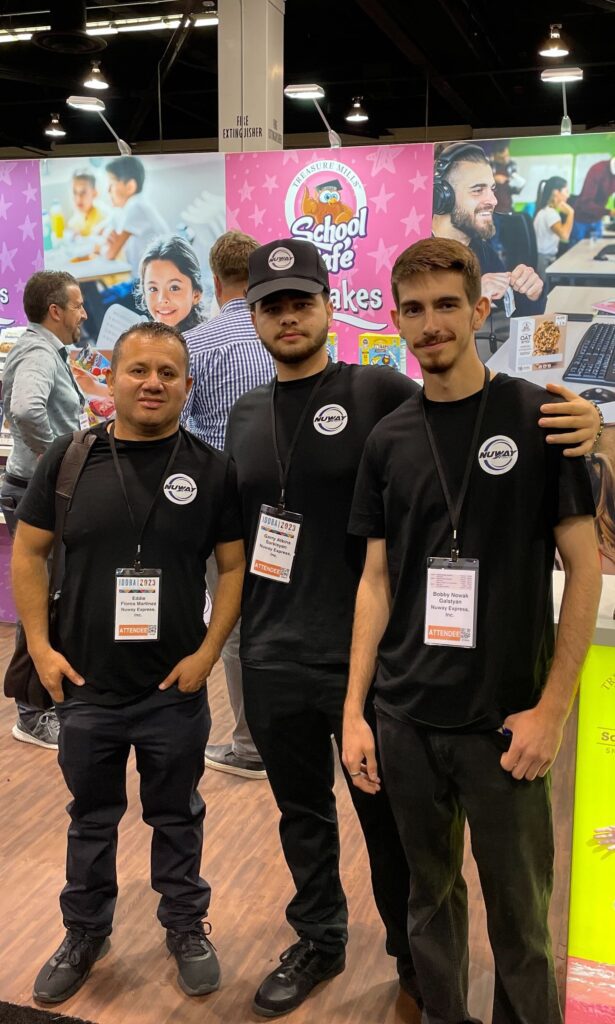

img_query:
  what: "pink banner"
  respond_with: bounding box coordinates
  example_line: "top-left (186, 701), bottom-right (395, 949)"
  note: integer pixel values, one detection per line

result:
top-left (226, 143), bottom-right (433, 376)
top-left (0, 160), bottom-right (43, 328)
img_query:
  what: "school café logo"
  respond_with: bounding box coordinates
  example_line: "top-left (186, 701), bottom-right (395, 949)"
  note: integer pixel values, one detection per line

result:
top-left (268, 246), bottom-right (295, 272)
top-left (164, 473), bottom-right (198, 505)
top-left (478, 436), bottom-right (519, 475)
top-left (284, 158), bottom-right (386, 332)
top-left (285, 159), bottom-right (368, 275)
top-left (313, 404), bottom-right (348, 436)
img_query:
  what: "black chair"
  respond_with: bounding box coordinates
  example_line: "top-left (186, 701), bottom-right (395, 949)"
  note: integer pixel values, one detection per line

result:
top-left (493, 211), bottom-right (538, 272)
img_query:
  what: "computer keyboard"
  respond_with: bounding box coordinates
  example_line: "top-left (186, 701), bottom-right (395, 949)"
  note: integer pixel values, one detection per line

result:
top-left (563, 322), bottom-right (615, 384)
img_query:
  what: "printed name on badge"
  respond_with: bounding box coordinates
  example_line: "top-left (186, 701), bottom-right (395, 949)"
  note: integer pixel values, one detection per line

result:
top-left (313, 404), bottom-right (348, 436)
top-left (477, 435), bottom-right (518, 476)
top-left (163, 473), bottom-right (198, 505)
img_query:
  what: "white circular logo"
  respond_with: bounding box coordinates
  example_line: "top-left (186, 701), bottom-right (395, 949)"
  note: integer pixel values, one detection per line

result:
top-left (478, 435), bottom-right (518, 475)
top-left (268, 247), bottom-right (295, 272)
top-left (313, 404), bottom-right (348, 435)
top-left (164, 473), bottom-right (198, 505)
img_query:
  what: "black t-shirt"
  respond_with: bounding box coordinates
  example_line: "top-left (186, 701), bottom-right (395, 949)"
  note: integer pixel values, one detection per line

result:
top-left (17, 425), bottom-right (242, 705)
top-left (349, 374), bottom-right (595, 730)
top-left (225, 362), bottom-right (419, 665)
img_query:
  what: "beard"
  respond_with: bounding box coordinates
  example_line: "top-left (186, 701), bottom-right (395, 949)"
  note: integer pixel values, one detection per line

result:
top-left (451, 202), bottom-right (496, 241)
top-left (260, 323), bottom-right (329, 365)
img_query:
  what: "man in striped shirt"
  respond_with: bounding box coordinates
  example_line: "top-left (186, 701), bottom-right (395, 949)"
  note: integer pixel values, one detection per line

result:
top-left (182, 231), bottom-right (274, 779)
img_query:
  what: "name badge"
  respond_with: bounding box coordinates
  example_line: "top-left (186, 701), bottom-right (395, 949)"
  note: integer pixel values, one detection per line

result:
top-left (79, 411), bottom-right (90, 430)
top-left (424, 557), bottom-right (479, 649)
top-left (114, 568), bottom-right (162, 641)
top-left (249, 504), bottom-right (303, 584)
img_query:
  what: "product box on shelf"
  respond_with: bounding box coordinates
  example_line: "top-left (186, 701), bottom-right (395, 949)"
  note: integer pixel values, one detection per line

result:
top-left (508, 313), bottom-right (567, 374)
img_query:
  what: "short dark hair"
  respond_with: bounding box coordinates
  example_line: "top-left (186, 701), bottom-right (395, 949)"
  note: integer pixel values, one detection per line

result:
top-left (72, 169), bottom-right (97, 189)
top-left (23, 270), bottom-right (78, 323)
top-left (391, 238), bottom-right (482, 308)
top-left (106, 156), bottom-right (145, 193)
top-left (110, 320), bottom-right (190, 374)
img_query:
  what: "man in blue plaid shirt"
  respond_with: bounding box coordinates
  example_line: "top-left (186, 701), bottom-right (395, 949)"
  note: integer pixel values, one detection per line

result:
top-left (182, 231), bottom-right (274, 778)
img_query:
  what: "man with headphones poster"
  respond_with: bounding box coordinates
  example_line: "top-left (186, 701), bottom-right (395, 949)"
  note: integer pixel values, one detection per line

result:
top-left (432, 142), bottom-right (545, 343)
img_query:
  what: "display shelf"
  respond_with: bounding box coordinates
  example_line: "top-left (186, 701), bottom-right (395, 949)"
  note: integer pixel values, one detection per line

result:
top-left (0, 444), bottom-right (13, 457)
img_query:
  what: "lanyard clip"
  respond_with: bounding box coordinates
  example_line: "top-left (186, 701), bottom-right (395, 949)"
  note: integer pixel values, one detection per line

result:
top-left (451, 530), bottom-right (459, 562)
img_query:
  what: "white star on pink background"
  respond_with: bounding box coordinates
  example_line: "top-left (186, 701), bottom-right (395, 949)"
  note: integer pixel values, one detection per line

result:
top-left (19, 214), bottom-right (37, 241)
top-left (0, 162), bottom-right (17, 185)
top-left (0, 241), bottom-right (18, 273)
top-left (263, 174), bottom-right (279, 195)
top-left (248, 204), bottom-right (265, 227)
top-left (22, 182), bottom-right (38, 203)
top-left (370, 183), bottom-right (395, 214)
top-left (239, 179), bottom-right (255, 202)
top-left (0, 194), bottom-right (12, 219)
top-left (400, 206), bottom-right (425, 237)
top-left (365, 146), bottom-right (404, 177)
top-left (367, 237), bottom-right (399, 273)
top-left (409, 170), bottom-right (428, 191)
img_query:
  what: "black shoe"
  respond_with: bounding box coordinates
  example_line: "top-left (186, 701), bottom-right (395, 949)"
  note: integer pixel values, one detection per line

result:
top-left (33, 930), bottom-right (110, 1004)
top-left (396, 954), bottom-right (423, 1007)
top-left (205, 743), bottom-right (267, 779)
top-left (166, 922), bottom-right (221, 996)
top-left (253, 939), bottom-right (345, 1018)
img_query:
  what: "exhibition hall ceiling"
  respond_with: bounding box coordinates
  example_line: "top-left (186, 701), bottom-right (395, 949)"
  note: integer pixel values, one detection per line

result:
top-left (0, 0), bottom-right (613, 153)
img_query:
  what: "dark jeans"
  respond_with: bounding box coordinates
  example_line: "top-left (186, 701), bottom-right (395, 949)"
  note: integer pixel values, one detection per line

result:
top-left (377, 711), bottom-right (562, 1024)
top-left (56, 687), bottom-right (211, 937)
top-left (242, 662), bottom-right (411, 959)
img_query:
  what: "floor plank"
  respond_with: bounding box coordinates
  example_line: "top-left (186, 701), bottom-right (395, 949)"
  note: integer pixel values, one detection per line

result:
top-left (0, 623), bottom-right (574, 1023)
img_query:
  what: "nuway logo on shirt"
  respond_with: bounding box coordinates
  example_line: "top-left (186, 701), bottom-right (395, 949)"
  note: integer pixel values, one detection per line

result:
top-left (477, 435), bottom-right (519, 475)
top-left (164, 473), bottom-right (198, 505)
top-left (313, 404), bottom-right (348, 436)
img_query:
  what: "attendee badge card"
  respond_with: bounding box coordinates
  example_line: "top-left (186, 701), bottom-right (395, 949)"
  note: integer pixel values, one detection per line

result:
top-left (79, 412), bottom-right (90, 431)
top-left (424, 557), bottom-right (479, 649)
top-left (249, 504), bottom-right (303, 584)
top-left (114, 568), bottom-right (162, 641)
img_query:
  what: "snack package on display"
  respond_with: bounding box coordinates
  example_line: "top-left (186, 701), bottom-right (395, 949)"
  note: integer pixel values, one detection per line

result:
top-left (358, 333), bottom-right (407, 373)
top-left (508, 313), bottom-right (567, 373)
top-left (86, 396), bottom-right (115, 424)
top-left (74, 343), bottom-right (111, 377)
top-left (326, 332), bottom-right (338, 363)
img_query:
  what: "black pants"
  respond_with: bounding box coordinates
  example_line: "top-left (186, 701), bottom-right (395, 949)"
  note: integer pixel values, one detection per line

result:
top-left (242, 662), bottom-right (411, 958)
top-left (377, 711), bottom-right (562, 1024)
top-left (56, 687), bottom-right (211, 937)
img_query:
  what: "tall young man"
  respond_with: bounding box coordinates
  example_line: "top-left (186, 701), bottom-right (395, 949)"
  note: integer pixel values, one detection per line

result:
top-left (343, 237), bottom-right (602, 1024)
top-left (226, 237), bottom-right (600, 1019)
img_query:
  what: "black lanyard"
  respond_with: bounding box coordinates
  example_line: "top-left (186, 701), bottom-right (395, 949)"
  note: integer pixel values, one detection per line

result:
top-left (421, 366), bottom-right (490, 561)
top-left (109, 422), bottom-right (182, 569)
top-left (270, 361), bottom-right (334, 512)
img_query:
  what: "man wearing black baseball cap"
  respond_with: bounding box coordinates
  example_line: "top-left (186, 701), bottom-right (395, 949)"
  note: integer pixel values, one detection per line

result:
top-left (226, 237), bottom-right (599, 1018)
top-left (227, 237), bottom-right (420, 1017)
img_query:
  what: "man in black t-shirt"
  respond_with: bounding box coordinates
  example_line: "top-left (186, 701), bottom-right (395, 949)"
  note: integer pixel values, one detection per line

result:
top-left (343, 238), bottom-right (602, 1024)
top-left (226, 238), bottom-right (599, 1020)
top-left (13, 322), bottom-right (244, 1006)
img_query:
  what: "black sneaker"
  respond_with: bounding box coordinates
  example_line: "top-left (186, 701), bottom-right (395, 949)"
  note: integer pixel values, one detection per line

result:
top-left (33, 930), bottom-right (110, 1004)
top-left (205, 743), bottom-right (267, 779)
top-left (253, 939), bottom-right (345, 1018)
top-left (166, 922), bottom-right (221, 996)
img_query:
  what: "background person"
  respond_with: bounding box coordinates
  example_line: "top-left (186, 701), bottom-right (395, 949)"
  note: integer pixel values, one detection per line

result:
top-left (12, 321), bottom-right (244, 1006)
top-left (67, 170), bottom-right (106, 240)
top-left (343, 237), bottom-right (601, 1024)
top-left (570, 156), bottom-right (615, 242)
top-left (136, 235), bottom-right (207, 335)
top-left (1, 270), bottom-right (87, 750)
top-left (485, 139), bottom-right (526, 214)
top-left (533, 176), bottom-right (575, 282)
top-left (182, 230), bottom-right (274, 779)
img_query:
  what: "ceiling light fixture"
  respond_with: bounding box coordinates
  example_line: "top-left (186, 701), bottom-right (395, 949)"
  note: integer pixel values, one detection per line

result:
top-left (66, 95), bottom-right (132, 155)
top-left (83, 61), bottom-right (109, 90)
top-left (0, 14), bottom-right (218, 44)
top-left (284, 83), bottom-right (341, 148)
top-left (539, 24), bottom-right (569, 58)
top-left (45, 113), bottom-right (66, 138)
top-left (345, 97), bottom-right (368, 123)
top-left (540, 66), bottom-right (583, 84)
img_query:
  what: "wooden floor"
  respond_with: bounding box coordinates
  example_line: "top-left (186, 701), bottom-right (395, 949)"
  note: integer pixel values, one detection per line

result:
top-left (0, 623), bottom-right (576, 1024)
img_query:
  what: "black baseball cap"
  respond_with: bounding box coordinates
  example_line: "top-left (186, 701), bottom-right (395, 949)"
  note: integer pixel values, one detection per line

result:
top-left (246, 238), bottom-right (329, 304)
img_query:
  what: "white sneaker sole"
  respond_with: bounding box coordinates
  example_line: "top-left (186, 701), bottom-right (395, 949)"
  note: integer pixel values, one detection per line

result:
top-left (204, 756), bottom-right (267, 780)
top-left (12, 724), bottom-right (58, 750)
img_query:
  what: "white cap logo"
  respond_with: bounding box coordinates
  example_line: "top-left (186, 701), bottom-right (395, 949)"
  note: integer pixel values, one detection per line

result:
top-left (268, 247), bottom-right (295, 272)
top-left (313, 404), bottom-right (348, 436)
top-left (478, 435), bottom-right (518, 475)
top-left (164, 473), bottom-right (198, 505)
